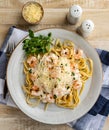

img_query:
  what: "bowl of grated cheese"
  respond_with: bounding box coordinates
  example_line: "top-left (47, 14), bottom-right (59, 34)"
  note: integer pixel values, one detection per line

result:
top-left (22, 1), bottom-right (44, 24)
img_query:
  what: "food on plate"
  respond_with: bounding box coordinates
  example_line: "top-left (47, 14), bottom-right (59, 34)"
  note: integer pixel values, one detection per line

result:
top-left (22, 2), bottom-right (44, 24)
top-left (22, 30), bottom-right (93, 110)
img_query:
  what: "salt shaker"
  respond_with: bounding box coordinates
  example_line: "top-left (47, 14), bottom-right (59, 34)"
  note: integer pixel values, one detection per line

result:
top-left (77, 20), bottom-right (94, 37)
top-left (67, 5), bottom-right (82, 25)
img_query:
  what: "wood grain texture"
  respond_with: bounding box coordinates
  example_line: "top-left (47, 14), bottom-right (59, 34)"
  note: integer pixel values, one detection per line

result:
top-left (1, 0), bottom-right (109, 9)
top-left (0, 0), bottom-right (109, 130)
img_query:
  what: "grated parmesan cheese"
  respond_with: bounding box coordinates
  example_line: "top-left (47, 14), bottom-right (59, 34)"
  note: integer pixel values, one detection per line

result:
top-left (34, 55), bottom-right (74, 93)
top-left (22, 2), bottom-right (43, 23)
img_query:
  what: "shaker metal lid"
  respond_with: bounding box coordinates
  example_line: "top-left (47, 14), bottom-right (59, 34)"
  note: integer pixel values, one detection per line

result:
top-left (70, 5), bottom-right (82, 18)
top-left (81, 20), bottom-right (94, 32)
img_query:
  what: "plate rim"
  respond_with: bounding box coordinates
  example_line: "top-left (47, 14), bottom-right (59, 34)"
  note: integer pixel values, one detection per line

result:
top-left (6, 27), bottom-right (103, 124)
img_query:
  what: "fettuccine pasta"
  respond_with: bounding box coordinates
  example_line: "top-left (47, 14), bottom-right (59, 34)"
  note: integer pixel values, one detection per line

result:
top-left (23, 39), bottom-right (93, 110)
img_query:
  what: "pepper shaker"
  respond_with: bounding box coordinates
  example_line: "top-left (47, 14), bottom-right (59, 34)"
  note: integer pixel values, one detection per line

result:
top-left (67, 5), bottom-right (82, 25)
top-left (77, 19), bottom-right (94, 37)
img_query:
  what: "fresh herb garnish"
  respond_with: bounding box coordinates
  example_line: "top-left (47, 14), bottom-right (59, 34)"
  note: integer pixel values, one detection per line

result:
top-left (28, 69), bottom-right (32, 73)
top-left (67, 86), bottom-right (70, 89)
top-left (43, 91), bottom-right (46, 94)
top-left (57, 78), bottom-right (61, 81)
top-left (53, 95), bottom-right (57, 99)
top-left (23, 30), bottom-right (52, 55)
top-left (37, 75), bottom-right (40, 78)
top-left (65, 64), bottom-right (67, 66)
top-left (54, 85), bottom-right (57, 88)
top-left (73, 77), bottom-right (75, 80)
top-left (71, 72), bottom-right (75, 76)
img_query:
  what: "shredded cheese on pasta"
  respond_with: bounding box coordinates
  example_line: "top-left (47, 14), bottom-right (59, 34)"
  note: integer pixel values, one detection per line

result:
top-left (23, 39), bottom-right (93, 110)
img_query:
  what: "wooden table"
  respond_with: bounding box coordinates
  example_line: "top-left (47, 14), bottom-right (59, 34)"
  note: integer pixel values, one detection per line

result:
top-left (0, 0), bottom-right (109, 130)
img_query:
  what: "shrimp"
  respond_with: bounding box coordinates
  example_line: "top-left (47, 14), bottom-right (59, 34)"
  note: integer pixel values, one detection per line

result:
top-left (46, 94), bottom-right (55, 103)
top-left (61, 48), bottom-right (69, 57)
top-left (49, 66), bottom-right (61, 78)
top-left (70, 62), bottom-right (77, 70)
top-left (53, 87), bottom-right (70, 98)
top-left (31, 90), bottom-right (42, 97)
top-left (73, 80), bottom-right (82, 89)
top-left (74, 49), bottom-right (83, 59)
top-left (45, 53), bottom-right (58, 66)
top-left (29, 72), bottom-right (37, 82)
top-left (31, 85), bottom-right (42, 97)
top-left (27, 56), bottom-right (37, 68)
top-left (50, 70), bottom-right (57, 78)
top-left (41, 93), bottom-right (55, 103)
top-left (41, 94), bottom-right (47, 103)
top-left (32, 85), bottom-right (39, 91)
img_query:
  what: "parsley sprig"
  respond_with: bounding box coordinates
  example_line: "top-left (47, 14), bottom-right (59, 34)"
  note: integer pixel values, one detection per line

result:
top-left (23, 30), bottom-right (52, 55)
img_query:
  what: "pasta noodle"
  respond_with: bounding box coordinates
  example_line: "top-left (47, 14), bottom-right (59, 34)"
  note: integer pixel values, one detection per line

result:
top-left (23, 39), bottom-right (93, 110)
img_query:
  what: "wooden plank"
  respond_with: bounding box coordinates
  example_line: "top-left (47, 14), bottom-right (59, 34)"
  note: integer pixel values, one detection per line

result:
top-left (0, 0), bottom-right (109, 9)
top-left (0, 8), bottom-right (109, 31)
top-left (0, 118), bottom-right (72, 130)
top-left (0, 104), bottom-right (73, 130)
top-left (0, 104), bottom-right (109, 130)
top-left (0, 8), bottom-right (109, 48)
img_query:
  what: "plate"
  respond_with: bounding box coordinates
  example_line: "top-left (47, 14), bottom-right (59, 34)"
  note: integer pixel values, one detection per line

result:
top-left (7, 28), bottom-right (102, 124)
